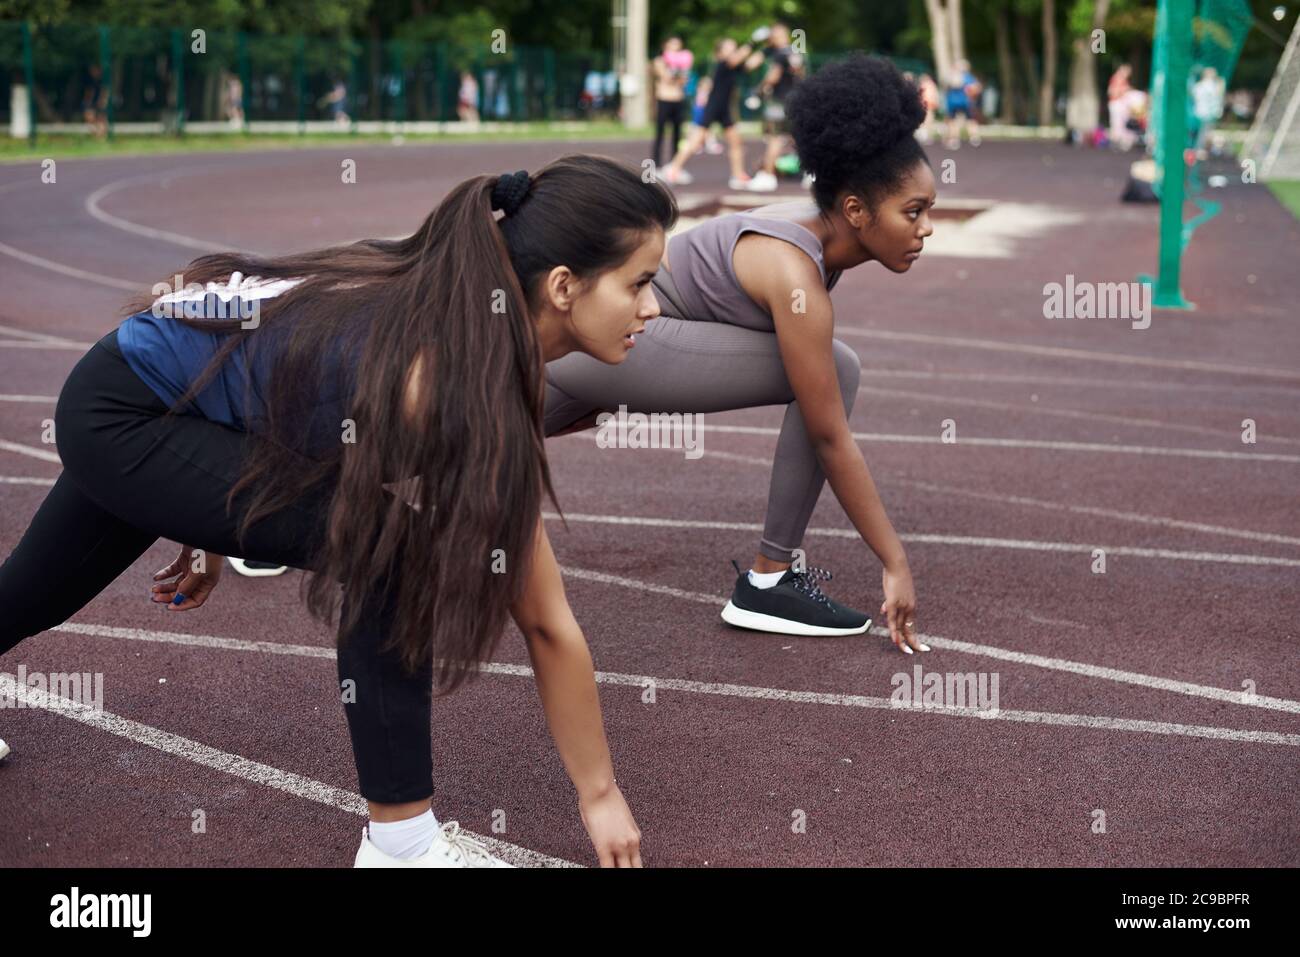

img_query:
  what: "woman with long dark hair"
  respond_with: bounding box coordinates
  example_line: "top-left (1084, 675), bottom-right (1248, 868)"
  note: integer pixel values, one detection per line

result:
top-left (545, 55), bottom-right (933, 651)
top-left (0, 155), bottom-right (676, 868)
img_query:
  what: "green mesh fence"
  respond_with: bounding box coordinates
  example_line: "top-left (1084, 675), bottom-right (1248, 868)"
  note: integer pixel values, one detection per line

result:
top-left (0, 20), bottom-right (616, 132)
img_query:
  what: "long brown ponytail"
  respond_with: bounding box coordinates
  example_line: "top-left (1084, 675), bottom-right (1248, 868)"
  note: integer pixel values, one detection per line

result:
top-left (122, 154), bottom-right (677, 693)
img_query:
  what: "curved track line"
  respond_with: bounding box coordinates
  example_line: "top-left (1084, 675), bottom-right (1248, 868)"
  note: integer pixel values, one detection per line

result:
top-left (84, 168), bottom-right (239, 253)
top-left (0, 239), bottom-right (142, 291)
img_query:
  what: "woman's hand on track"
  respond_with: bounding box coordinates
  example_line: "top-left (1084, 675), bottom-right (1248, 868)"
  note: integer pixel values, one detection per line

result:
top-left (151, 545), bottom-right (223, 611)
top-left (881, 562), bottom-right (928, 654)
top-left (579, 784), bottom-right (643, 867)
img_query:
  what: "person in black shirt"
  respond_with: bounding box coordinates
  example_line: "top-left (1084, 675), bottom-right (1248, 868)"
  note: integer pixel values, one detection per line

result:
top-left (750, 22), bottom-right (806, 192)
top-left (658, 30), bottom-right (767, 190)
top-left (82, 63), bottom-right (108, 139)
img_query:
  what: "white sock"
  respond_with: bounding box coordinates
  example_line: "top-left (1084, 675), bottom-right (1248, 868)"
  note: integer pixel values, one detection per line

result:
top-left (367, 808), bottom-right (440, 860)
top-left (748, 568), bottom-right (787, 589)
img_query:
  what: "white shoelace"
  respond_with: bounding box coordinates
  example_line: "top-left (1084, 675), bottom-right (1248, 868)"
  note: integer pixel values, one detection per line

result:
top-left (437, 821), bottom-right (501, 867)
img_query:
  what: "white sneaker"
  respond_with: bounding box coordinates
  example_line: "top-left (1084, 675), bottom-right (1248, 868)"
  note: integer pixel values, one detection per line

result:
top-left (801, 172), bottom-right (815, 190)
top-left (660, 166), bottom-right (693, 186)
top-left (226, 556), bottom-right (288, 577)
top-left (354, 821), bottom-right (514, 868)
top-left (728, 176), bottom-right (753, 191)
top-left (0, 738), bottom-right (9, 761)
top-left (748, 170), bottom-right (778, 192)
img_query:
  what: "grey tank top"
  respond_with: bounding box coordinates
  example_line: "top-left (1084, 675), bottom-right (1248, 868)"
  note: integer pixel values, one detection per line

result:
top-left (652, 208), bottom-right (843, 331)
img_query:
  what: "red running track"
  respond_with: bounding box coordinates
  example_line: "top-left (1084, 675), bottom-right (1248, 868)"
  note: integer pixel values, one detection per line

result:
top-left (0, 139), bottom-right (1297, 867)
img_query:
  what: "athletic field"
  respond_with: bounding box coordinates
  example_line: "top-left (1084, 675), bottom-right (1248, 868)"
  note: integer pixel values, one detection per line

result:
top-left (1, 138), bottom-right (1296, 867)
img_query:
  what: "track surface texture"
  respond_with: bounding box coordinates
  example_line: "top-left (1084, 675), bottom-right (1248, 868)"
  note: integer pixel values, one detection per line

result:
top-left (0, 139), bottom-right (1297, 867)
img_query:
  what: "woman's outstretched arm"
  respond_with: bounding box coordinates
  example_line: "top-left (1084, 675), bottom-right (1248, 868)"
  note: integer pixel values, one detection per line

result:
top-left (747, 245), bottom-right (922, 652)
top-left (509, 516), bottom-right (643, 866)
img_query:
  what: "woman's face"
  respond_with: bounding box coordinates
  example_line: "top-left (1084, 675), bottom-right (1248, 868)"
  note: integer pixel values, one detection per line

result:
top-left (854, 161), bottom-right (937, 274)
top-left (562, 229), bottom-right (666, 364)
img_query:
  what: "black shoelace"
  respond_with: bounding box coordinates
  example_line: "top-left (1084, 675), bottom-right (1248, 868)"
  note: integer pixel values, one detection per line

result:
top-left (789, 566), bottom-right (834, 606)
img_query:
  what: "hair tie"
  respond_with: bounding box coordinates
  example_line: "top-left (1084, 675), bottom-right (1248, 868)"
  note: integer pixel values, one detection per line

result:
top-left (491, 170), bottom-right (531, 216)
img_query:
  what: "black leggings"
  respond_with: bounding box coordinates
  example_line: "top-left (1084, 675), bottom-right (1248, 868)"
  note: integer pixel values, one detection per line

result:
top-left (0, 331), bottom-right (434, 804)
top-left (653, 99), bottom-right (687, 167)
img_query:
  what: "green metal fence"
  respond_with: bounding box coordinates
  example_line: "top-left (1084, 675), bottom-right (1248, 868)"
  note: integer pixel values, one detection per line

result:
top-left (0, 20), bottom-right (616, 134)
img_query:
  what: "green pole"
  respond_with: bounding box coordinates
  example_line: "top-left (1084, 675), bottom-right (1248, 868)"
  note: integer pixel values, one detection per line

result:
top-left (238, 32), bottom-right (251, 131)
top-left (1153, 0), bottom-right (1194, 309)
top-left (172, 28), bottom-right (185, 135)
top-left (295, 34), bottom-right (306, 133)
top-left (100, 25), bottom-right (113, 141)
top-left (21, 22), bottom-right (36, 146)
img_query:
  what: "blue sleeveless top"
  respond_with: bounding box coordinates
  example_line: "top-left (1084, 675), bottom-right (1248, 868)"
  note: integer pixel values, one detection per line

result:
top-left (116, 274), bottom-right (358, 456)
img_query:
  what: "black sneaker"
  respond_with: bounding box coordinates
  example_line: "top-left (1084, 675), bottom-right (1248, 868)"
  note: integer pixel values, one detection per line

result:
top-left (720, 560), bottom-right (872, 637)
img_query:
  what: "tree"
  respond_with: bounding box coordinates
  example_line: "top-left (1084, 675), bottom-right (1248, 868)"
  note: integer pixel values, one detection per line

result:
top-left (1039, 0), bottom-right (1057, 123)
top-left (1065, 0), bottom-right (1112, 139)
top-left (924, 0), bottom-right (966, 86)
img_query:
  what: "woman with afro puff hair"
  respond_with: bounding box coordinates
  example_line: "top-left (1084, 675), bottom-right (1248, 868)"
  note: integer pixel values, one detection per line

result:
top-left (544, 54), bottom-right (935, 650)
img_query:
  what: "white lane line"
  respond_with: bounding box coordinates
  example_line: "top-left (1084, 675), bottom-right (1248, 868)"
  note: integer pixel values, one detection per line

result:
top-left (836, 326), bottom-right (1300, 382)
top-left (859, 368), bottom-right (1300, 396)
top-left (48, 621), bottom-right (1300, 743)
top-left (85, 173), bottom-right (235, 253)
top-left (0, 439), bottom-right (61, 463)
top-left (0, 340), bottom-right (91, 350)
top-left (0, 394), bottom-right (58, 403)
top-left (0, 323), bottom-right (89, 346)
top-left (697, 423), bottom-right (1300, 463)
top-left (0, 672), bottom-right (578, 868)
top-left (0, 239), bottom-right (143, 291)
top-left (563, 434), bottom-right (1300, 548)
top-left (889, 478), bottom-right (1300, 549)
top-left (856, 383), bottom-right (1300, 448)
top-left (551, 568), bottom-right (1300, 717)
top-left (0, 475), bottom-right (55, 486)
top-left (543, 511), bottom-right (1300, 568)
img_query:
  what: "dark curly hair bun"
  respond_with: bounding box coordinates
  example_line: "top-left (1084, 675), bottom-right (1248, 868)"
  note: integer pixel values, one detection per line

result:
top-left (787, 53), bottom-right (928, 214)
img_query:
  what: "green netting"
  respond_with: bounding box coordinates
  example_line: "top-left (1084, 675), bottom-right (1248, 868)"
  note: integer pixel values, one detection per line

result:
top-left (1150, 0), bottom-right (1252, 164)
top-left (1145, 0), bottom-right (1252, 309)
top-left (0, 21), bottom-right (619, 129)
top-left (1195, 0), bottom-right (1253, 80)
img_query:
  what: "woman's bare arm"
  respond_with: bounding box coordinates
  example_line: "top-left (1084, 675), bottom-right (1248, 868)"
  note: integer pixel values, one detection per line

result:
top-left (735, 237), bottom-right (921, 650)
top-left (509, 517), bottom-right (617, 800)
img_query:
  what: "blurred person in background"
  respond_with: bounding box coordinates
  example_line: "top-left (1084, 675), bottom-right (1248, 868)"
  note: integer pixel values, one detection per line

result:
top-left (943, 59), bottom-right (981, 148)
top-left (82, 63), bottom-right (108, 139)
top-left (749, 21), bottom-right (805, 193)
top-left (658, 30), bottom-right (767, 189)
top-left (916, 72), bottom-right (940, 144)
top-left (1192, 66), bottom-right (1225, 159)
top-left (652, 35), bottom-right (693, 169)
top-left (457, 70), bottom-right (480, 123)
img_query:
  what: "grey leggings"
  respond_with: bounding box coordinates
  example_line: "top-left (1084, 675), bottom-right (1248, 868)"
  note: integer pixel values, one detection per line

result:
top-left (543, 304), bottom-right (862, 564)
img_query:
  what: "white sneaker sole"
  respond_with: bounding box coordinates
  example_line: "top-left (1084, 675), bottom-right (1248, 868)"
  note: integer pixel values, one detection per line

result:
top-left (0, 738), bottom-right (9, 760)
top-left (721, 601), bottom-right (871, 637)
top-left (226, 557), bottom-right (288, 577)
